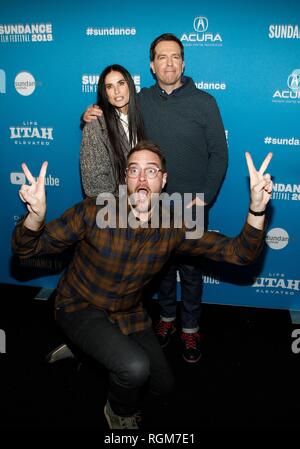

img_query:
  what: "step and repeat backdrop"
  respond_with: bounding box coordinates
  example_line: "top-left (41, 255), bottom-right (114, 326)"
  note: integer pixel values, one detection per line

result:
top-left (1, 0), bottom-right (299, 310)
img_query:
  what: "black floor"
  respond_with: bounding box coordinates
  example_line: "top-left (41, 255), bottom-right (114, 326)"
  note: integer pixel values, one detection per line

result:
top-left (1, 283), bottom-right (300, 431)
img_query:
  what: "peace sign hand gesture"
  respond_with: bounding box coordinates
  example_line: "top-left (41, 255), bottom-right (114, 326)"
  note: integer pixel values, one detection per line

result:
top-left (19, 161), bottom-right (48, 230)
top-left (245, 152), bottom-right (273, 213)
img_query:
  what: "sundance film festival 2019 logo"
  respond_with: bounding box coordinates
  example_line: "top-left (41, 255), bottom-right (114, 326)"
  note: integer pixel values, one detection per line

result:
top-left (82, 74), bottom-right (99, 93)
top-left (273, 69), bottom-right (300, 103)
top-left (253, 273), bottom-right (299, 296)
top-left (181, 16), bottom-right (222, 47)
top-left (269, 24), bottom-right (300, 39)
top-left (0, 23), bottom-right (53, 43)
top-left (271, 182), bottom-right (300, 202)
top-left (82, 74), bottom-right (141, 93)
top-left (10, 121), bottom-right (54, 147)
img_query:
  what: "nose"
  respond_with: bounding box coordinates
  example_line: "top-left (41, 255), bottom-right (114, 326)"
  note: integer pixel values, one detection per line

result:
top-left (138, 168), bottom-right (146, 181)
top-left (114, 85), bottom-right (120, 95)
top-left (166, 56), bottom-right (173, 66)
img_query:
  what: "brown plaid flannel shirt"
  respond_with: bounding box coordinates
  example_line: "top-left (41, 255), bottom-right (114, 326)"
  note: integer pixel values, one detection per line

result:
top-left (12, 198), bottom-right (265, 334)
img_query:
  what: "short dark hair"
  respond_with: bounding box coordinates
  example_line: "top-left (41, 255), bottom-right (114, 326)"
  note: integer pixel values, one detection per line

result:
top-left (150, 33), bottom-right (184, 62)
top-left (127, 140), bottom-right (167, 172)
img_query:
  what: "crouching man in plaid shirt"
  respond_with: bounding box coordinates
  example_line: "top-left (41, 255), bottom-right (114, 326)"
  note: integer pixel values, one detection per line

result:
top-left (12, 140), bottom-right (272, 429)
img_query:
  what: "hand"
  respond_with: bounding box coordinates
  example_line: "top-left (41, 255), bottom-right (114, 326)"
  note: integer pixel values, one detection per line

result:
top-left (19, 161), bottom-right (48, 228)
top-left (83, 104), bottom-right (102, 122)
top-left (245, 152), bottom-right (273, 212)
top-left (186, 197), bottom-right (207, 208)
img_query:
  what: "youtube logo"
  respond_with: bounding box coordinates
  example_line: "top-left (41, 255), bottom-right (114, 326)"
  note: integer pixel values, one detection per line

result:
top-left (10, 172), bottom-right (26, 185)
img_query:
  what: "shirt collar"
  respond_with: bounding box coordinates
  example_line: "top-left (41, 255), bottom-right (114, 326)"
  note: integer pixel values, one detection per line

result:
top-left (157, 76), bottom-right (187, 96)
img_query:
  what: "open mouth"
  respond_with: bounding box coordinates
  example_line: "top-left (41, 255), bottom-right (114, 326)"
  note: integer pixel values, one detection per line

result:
top-left (135, 187), bottom-right (150, 201)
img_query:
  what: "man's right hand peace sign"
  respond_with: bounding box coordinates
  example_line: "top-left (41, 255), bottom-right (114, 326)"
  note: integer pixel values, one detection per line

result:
top-left (19, 161), bottom-right (48, 230)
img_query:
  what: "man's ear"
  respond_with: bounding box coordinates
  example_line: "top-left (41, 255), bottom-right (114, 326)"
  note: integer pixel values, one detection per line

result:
top-left (150, 61), bottom-right (155, 74)
top-left (162, 172), bottom-right (167, 189)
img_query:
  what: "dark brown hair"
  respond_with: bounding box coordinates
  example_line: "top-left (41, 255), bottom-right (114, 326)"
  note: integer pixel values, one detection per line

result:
top-left (97, 64), bottom-right (145, 185)
top-left (127, 140), bottom-right (167, 172)
top-left (150, 33), bottom-right (184, 62)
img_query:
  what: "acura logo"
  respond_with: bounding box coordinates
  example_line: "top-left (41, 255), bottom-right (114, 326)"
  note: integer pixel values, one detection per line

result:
top-left (287, 69), bottom-right (300, 92)
top-left (193, 17), bottom-right (208, 33)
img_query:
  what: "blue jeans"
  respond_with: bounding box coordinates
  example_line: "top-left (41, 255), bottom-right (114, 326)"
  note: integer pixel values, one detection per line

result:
top-left (158, 204), bottom-right (207, 331)
top-left (56, 304), bottom-right (174, 416)
top-left (158, 256), bottom-right (203, 331)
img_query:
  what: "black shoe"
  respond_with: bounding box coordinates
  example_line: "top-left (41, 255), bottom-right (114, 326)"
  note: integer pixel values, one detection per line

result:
top-left (181, 332), bottom-right (202, 363)
top-left (155, 320), bottom-right (176, 348)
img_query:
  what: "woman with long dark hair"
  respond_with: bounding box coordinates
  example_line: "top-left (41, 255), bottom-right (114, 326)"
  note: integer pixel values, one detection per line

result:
top-left (80, 64), bottom-right (145, 196)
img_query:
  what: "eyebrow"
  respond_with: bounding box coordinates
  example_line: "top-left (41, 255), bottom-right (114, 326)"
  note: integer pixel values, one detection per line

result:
top-left (127, 162), bottom-right (160, 167)
top-left (157, 52), bottom-right (181, 57)
top-left (105, 78), bottom-right (126, 86)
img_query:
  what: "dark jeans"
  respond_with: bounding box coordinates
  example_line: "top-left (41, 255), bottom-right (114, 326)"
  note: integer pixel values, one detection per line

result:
top-left (56, 304), bottom-right (174, 416)
top-left (158, 256), bottom-right (203, 330)
top-left (158, 204), bottom-right (207, 330)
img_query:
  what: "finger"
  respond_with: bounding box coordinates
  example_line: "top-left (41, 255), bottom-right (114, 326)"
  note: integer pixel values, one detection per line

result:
top-left (39, 161), bottom-right (48, 178)
top-left (20, 184), bottom-right (31, 194)
top-left (21, 163), bottom-right (35, 184)
top-left (37, 162), bottom-right (48, 194)
top-left (245, 152), bottom-right (256, 176)
top-left (186, 199), bottom-right (195, 209)
top-left (92, 104), bottom-right (101, 113)
top-left (253, 177), bottom-right (271, 193)
top-left (19, 190), bottom-right (27, 203)
top-left (83, 112), bottom-right (91, 123)
top-left (253, 181), bottom-right (265, 192)
top-left (265, 180), bottom-right (273, 194)
top-left (37, 161), bottom-right (48, 188)
top-left (92, 104), bottom-right (102, 116)
top-left (19, 189), bottom-right (38, 205)
top-left (19, 185), bottom-right (31, 202)
top-left (258, 152), bottom-right (273, 175)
